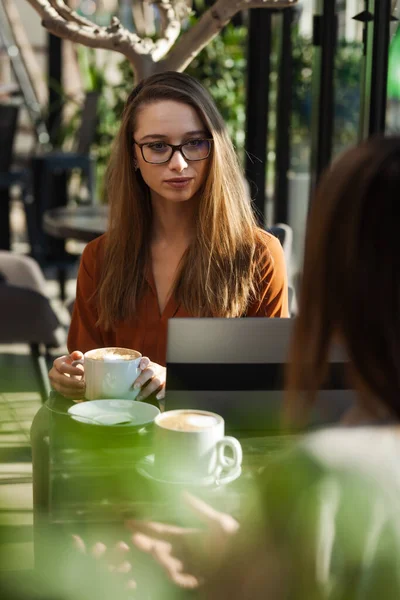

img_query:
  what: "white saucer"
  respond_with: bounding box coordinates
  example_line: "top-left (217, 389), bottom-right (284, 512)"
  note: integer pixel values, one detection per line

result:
top-left (136, 454), bottom-right (242, 488)
top-left (68, 399), bottom-right (160, 427)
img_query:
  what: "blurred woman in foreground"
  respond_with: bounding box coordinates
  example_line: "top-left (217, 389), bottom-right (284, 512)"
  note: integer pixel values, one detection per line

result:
top-left (286, 136), bottom-right (400, 427)
top-left (251, 135), bottom-right (400, 598)
top-left (127, 136), bottom-right (400, 599)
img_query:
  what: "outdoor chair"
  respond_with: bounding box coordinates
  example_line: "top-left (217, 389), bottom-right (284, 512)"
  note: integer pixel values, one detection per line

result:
top-left (268, 222), bottom-right (296, 315)
top-left (0, 100), bottom-right (28, 251)
top-left (66, 297), bottom-right (75, 317)
top-left (0, 251), bottom-right (65, 402)
top-left (268, 222), bottom-right (293, 268)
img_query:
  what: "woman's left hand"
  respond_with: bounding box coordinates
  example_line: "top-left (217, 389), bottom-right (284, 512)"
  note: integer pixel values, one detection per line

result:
top-left (133, 357), bottom-right (166, 402)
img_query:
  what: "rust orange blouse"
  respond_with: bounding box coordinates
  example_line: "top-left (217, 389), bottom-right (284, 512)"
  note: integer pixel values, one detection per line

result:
top-left (68, 232), bottom-right (289, 366)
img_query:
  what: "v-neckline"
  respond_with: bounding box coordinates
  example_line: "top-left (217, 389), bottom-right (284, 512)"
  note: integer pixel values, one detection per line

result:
top-left (145, 266), bottom-right (180, 320)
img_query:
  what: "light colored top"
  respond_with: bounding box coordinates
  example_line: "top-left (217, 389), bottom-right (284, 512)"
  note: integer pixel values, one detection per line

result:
top-left (256, 427), bottom-right (400, 599)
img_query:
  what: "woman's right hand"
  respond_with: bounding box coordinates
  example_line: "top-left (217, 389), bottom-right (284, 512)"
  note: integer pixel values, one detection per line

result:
top-left (48, 350), bottom-right (86, 400)
top-left (128, 491), bottom-right (239, 589)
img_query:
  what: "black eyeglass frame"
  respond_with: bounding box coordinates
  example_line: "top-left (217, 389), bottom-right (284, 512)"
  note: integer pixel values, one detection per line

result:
top-left (133, 138), bottom-right (213, 164)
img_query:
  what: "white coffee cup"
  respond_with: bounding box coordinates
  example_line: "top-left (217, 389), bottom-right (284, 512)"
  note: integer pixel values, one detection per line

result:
top-left (73, 347), bottom-right (142, 401)
top-left (153, 409), bottom-right (242, 485)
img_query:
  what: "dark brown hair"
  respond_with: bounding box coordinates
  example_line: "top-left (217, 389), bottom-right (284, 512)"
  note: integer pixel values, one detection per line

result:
top-left (286, 136), bottom-right (400, 424)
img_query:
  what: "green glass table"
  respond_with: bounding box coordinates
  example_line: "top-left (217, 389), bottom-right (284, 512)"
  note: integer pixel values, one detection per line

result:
top-left (31, 393), bottom-right (295, 571)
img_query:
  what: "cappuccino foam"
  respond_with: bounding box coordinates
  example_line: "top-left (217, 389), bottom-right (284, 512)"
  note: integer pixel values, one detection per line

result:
top-left (159, 412), bottom-right (219, 432)
top-left (88, 348), bottom-right (140, 362)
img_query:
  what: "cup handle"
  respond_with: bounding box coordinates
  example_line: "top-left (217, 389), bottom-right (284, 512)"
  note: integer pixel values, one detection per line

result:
top-left (215, 436), bottom-right (243, 485)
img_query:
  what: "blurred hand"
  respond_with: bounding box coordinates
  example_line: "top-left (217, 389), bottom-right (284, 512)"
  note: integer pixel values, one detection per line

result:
top-left (70, 493), bottom-right (239, 592)
top-left (48, 350), bottom-right (85, 400)
top-left (133, 357), bottom-right (166, 402)
top-left (72, 535), bottom-right (136, 591)
top-left (127, 491), bottom-right (239, 589)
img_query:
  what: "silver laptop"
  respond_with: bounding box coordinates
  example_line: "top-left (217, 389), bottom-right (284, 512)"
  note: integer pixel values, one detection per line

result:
top-left (165, 318), bottom-right (354, 433)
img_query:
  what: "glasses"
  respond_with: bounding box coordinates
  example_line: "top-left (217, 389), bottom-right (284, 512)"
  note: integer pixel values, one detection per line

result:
top-left (134, 138), bottom-right (213, 164)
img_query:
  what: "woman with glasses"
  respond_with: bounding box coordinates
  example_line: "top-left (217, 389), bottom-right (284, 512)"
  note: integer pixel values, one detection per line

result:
top-left (49, 71), bottom-right (289, 401)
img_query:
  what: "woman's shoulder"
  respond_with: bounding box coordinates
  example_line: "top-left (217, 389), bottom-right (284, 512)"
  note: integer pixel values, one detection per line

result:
top-left (81, 233), bottom-right (107, 265)
top-left (301, 426), bottom-right (400, 485)
top-left (254, 228), bottom-right (285, 268)
top-left (260, 427), bottom-right (400, 544)
top-left (78, 234), bottom-right (107, 284)
top-left (260, 426), bottom-right (400, 498)
top-left (255, 227), bottom-right (282, 250)
top-left (253, 228), bottom-right (287, 292)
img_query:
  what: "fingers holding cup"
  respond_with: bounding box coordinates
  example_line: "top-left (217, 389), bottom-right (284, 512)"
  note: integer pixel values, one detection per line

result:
top-left (133, 359), bottom-right (166, 401)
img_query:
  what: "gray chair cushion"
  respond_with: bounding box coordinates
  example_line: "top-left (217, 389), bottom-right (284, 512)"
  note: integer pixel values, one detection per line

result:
top-left (0, 283), bottom-right (62, 346)
top-left (0, 251), bottom-right (49, 294)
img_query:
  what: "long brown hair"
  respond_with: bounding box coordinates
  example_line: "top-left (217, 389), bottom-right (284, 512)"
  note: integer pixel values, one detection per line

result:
top-left (286, 136), bottom-right (400, 424)
top-left (97, 71), bottom-right (268, 329)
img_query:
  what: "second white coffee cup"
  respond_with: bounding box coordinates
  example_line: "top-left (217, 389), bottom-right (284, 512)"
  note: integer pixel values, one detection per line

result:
top-left (73, 347), bottom-right (142, 401)
top-left (153, 409), bottom-right (242, 485)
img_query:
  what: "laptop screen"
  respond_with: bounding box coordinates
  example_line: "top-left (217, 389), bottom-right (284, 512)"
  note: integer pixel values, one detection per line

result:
top-left (165, 318), bottom-right (354, 433)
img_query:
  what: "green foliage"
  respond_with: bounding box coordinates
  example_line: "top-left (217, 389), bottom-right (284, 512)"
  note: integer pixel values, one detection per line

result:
top-left (388, 26), bottom-right (400, 99)
top-left (89, 57), bottom-right (133, 196)
top-left (333, 40), bottom-right (363, 154)
top-left (287, 27), bottom-right (314, 173)
top-left (60, 48), bottom-right (134, 199)
top-left (289, 32), bottom-right (363, 171)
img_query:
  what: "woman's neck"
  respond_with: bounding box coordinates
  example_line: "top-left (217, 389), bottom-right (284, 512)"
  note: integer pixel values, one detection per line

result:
top-left (151, 197), bottom-right (196, 246)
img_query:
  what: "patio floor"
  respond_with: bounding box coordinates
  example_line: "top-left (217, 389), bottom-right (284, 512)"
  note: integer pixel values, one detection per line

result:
top-left (0, 387), bottom-right (39, 571)
top-left (0, 276), bottom-right (75, 572)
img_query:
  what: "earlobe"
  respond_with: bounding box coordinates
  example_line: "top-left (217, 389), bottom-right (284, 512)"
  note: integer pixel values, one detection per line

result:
top-left (133, 159), bottom-right (139, 171)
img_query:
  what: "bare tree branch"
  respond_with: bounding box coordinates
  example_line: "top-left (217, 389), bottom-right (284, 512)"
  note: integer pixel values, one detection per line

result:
top-left (160, 0), bottom-right (298, 72)
top-left (23, 0), bottom-right (152, 78)
top-left (156, 0), bottom-right (179, 38)
top-left (150, 1), bottom-right (186, 61)
top-left (132, 1), bottom-right (156, 37)
top-left (239, 0), bottom-right (298, 7)
top-left (47, 0), bottom-right (95, 28)
top-left (159, 0), bottom-right (240, 72)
